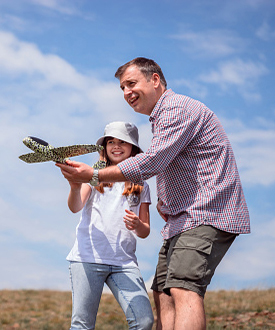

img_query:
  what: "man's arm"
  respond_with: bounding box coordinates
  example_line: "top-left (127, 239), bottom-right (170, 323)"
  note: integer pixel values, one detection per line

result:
top-left (98, 163), bottom-right (126, 182)
top-left (55, 159), bottom-right (126, 183)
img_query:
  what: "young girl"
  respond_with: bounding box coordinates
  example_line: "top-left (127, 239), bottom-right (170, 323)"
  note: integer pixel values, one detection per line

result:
top-left (65, 122), bottom-right (154, 330)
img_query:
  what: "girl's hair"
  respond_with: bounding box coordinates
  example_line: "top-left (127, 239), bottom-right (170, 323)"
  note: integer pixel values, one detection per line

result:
top-left (94, 137), bottom-right (143, 196)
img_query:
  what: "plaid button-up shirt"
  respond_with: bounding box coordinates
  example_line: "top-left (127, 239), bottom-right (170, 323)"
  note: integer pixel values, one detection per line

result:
top-left (118, 89), bottom-right (250, 239)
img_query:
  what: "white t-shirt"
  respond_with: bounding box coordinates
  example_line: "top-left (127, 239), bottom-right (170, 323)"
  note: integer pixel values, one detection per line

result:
top-left (67, 182), bottom-right (151, 267)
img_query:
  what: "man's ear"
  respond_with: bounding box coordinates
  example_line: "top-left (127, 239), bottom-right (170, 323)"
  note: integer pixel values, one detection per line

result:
top-left (152, 73), bottom-right (161, 88)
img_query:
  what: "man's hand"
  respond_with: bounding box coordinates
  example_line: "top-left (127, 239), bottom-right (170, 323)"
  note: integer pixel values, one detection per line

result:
top-left (55, 159), bottom-right (93, 183)
top-left (156, 199), bottom-right (168, 222)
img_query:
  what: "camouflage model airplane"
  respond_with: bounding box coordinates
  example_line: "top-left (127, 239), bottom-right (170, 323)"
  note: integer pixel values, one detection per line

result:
top-left (19, 136), bottom-right (106, 169)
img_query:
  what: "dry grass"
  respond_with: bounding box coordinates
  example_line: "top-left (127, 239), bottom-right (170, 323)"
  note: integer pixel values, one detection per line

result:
top-left (205, 289), bottom-right (275, 329)
top-left (0, 290), bottom-right (71, 330)
top-left (0, 289), bottom-right (275, 329)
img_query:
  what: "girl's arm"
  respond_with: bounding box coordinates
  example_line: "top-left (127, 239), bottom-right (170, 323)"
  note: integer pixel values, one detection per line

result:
top-left (123, 203), bottom-right (150, 238)
top-left (68, 182), bottom-right (92, 213)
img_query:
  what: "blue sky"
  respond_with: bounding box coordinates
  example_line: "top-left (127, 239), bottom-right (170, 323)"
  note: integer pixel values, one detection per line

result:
top-left (0, 0), bottom-right (274, 292)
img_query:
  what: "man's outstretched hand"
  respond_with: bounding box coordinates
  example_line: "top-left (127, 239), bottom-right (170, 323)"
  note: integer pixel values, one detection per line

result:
top-left (55, 159), bottom-right (93, 183)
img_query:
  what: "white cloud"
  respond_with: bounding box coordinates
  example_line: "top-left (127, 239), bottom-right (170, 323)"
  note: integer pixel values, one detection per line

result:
top-left (221, 117), bottom-right (275, 186)
top-left (256, 21), bottom-right (275, 41)
top-left (0, 186), bottom-right (76, 248)
top-left (28, 0), bottom-right (78, 16)
top-left (0, 31), bottom-right (89, 88)
top-left (199, 58), bottom-right (268, 101)
top-left (169, 27), bottom-right (269, 102)
top-left (171, 78), bottom-right (208, 99)
top-left (0, 247), bottom-right (70, 290)
top-left (0, 30), bottom-right (139, 142)
top-left (215, 217), bottom-right (275, 283)
top-left (171, 29), bottom-right (246, 58)
top-left (138, 122), bottom-right (153, 151)
top-left (200, 58), bottom-right (268, 87)
top-left (0, 14), bottom-right (30, 32)
top-left (27, 0), bottom-right (96, 20)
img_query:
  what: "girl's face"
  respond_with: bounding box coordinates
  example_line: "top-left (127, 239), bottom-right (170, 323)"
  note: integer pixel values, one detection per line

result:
top-left (106, 137), bottom-right (133, 165)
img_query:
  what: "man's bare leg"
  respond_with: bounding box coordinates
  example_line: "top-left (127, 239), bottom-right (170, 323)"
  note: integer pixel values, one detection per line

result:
top-left (153, 290), bottom-right (175, 330)
top-left (170, 288), bottom-right (206, 330)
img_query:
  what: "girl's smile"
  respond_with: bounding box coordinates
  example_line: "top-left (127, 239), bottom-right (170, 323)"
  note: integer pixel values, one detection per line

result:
top-left (106, 137), bottom-right (133, 165)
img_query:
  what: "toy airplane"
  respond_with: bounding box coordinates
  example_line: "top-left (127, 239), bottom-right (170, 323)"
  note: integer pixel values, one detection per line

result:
top-left (19, 136), bottom-right (106, 169)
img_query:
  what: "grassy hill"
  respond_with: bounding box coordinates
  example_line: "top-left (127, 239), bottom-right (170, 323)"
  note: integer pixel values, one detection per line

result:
top-left (1, 289), bottom-right (275, 329)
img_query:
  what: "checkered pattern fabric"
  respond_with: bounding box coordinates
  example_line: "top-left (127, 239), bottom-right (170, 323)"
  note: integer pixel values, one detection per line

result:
top-left (118, 89), bottom-right (250, 239)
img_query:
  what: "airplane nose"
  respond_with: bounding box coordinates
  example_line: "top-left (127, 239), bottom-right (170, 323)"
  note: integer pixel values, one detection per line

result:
top-left (22, 136), bottom-right (32, 146)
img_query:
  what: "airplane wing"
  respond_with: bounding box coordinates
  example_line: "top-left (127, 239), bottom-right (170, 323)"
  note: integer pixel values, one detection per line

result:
top-left (19, 152), bottom-right (55, 163)
top-left (19, 135), bottom-right (104, 164)
top-left (52, 144), bottom-right (103, 159)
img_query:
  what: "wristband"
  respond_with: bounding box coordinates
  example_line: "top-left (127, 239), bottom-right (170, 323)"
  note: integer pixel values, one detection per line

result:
top-left (89, 169), bottom-right (99, 186)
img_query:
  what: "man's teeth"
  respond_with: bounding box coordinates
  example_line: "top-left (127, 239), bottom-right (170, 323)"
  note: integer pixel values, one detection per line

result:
top-left (130, 96), bottom-right (138, 104)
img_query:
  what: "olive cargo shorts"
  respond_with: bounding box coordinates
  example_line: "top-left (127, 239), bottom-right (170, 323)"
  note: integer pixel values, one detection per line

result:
top-left (151, 225), bottom-right (237, 297)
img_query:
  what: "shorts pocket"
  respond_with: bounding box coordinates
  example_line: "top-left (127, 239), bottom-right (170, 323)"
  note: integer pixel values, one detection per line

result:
top-left (168, 236), bottom-right (213, 281)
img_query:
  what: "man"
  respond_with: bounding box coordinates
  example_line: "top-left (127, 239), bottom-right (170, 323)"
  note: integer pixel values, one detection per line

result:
top-left (56, 57), bottom-right (250, 330)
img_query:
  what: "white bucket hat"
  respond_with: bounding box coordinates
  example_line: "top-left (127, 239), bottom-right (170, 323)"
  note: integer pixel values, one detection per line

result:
top-left (96, 121), bottom-right (143, 152)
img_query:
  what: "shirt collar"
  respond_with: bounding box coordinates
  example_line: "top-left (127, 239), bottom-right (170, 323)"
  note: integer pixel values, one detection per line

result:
top-left (149, 89), bottom-right (174, 122)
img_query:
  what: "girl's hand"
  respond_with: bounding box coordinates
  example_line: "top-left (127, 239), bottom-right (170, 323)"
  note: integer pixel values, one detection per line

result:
top-left (123, 209), bottom-right (140, 231)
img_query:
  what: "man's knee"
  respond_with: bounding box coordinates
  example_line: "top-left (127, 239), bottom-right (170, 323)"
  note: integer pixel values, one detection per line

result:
top-left (170, 288), bottom-right (206, 330)
top-left (170, 287), bottom-right (205, 314)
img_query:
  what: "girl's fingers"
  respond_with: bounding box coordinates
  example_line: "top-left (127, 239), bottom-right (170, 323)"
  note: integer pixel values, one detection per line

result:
top-left (124, 217), bottom-right (138, 230)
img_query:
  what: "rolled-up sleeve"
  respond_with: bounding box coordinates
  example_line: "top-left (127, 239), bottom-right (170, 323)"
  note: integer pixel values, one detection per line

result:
top-left (117, 155), bottom-right (145, 185)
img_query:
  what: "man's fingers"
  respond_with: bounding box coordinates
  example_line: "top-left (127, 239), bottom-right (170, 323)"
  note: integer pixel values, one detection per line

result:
top-left (156, 200), bottom-right (168, 222)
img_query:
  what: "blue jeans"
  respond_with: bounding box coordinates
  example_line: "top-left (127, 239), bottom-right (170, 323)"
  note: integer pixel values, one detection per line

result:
top-left (69, 261), bottom-right (154, 330)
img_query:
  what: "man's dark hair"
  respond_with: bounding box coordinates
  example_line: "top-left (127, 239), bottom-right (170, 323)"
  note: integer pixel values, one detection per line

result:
top-left (115, 57), bottom-right (167, 88)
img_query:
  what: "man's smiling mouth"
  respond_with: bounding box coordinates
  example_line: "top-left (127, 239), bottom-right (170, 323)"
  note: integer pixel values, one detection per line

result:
top-left (129, 96), bottom-right (138, 105)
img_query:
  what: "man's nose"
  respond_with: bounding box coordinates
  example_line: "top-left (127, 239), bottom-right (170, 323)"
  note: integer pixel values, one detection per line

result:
top-left (124, 86), bottom-right (132, 97)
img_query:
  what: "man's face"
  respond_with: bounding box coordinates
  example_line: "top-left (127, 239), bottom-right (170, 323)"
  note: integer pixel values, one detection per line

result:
top-left (119, 65), bottom-right (159, 116)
